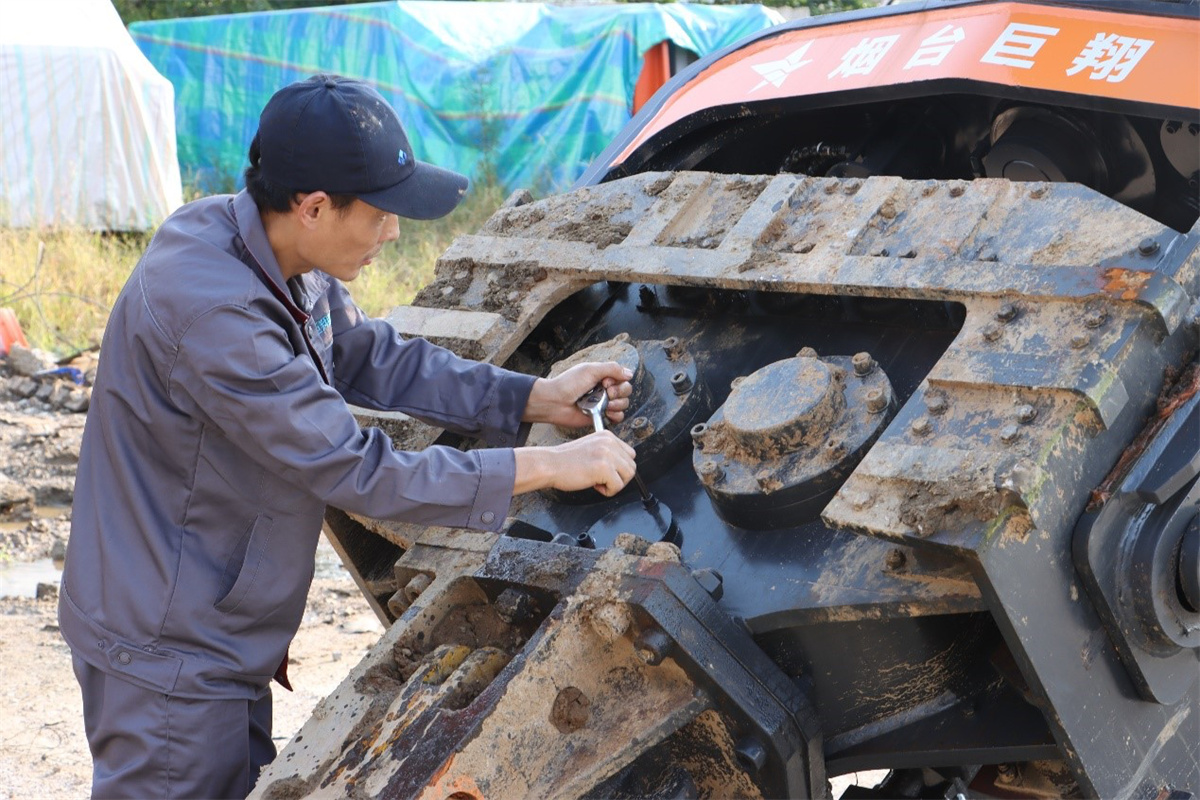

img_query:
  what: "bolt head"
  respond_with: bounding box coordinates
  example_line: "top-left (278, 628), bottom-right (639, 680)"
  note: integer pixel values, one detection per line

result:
top-left (981, 322), bottom-right (1002, 342)
top-left (996, 303), bottom-right (1018, 323)
top-left (1138, 238), bottom-right (1160, 256)
top-left (797, 347), bottom-right (819, 359)
top-left (851, 352), bottom-right (875, 376)
top-left (911, 417), bottom-right (932, 436)
top-left (670, 371), bottom-right (693, 395)
top-left (1070, 333), bottom-right (1090, 349)
top-left (1000, 424), bottom-right (1020, 444)
top-left (926, 395), bottom-right (948, 416)
top-left (886, 549), bottom-right (907, 570)
top-left (949, 184), bottom-right (966, 197)
top-left (663, 336), bottom-right (684, 359)
top-left (1016, 404), bottom-right (1037, 424)
top-left (698, 461), bottom-right (723, 485)
top-left (866, 388), bottom-right (888, 414)
top-left (1083, 309), bottom-right (1107, 329)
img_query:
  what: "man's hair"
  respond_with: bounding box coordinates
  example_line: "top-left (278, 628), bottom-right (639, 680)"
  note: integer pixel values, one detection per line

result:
top-left (244, 134), bottom-right (357, 214)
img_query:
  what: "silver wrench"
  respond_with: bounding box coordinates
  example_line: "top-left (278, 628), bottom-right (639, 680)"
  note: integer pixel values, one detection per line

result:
top-left (576, 384), bottom-right (609, 433)
top-left (576, 383), bottom-right (652, 500)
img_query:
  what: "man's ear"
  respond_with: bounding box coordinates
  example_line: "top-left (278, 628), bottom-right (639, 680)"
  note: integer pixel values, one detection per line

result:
top-left (295, 191), bottom-right (330, 230)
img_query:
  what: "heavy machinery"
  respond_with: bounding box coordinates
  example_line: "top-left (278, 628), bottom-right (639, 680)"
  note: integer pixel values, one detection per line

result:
top-left (253, 1), bottom-right (1199, 797)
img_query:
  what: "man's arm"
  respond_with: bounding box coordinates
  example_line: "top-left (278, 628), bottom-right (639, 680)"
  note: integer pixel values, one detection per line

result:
top-left (326, 283), bottom-right (533, 445)
top-left (169, 304), bottom-right (517, 530)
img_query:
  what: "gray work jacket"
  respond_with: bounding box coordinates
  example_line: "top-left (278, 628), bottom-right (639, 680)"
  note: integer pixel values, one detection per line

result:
top-left (60, 191), bottom-right (535, 699)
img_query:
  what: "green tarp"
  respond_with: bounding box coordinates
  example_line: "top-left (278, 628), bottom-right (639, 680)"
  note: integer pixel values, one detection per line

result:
top-left (131, 1), bottom-right (781, 195)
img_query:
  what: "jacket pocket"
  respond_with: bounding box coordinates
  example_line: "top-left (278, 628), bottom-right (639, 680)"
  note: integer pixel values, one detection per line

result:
top-left (215, 513), bottom-right (274, 613)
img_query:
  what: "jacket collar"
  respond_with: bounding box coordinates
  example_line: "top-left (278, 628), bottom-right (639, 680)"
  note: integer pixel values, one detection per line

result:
top-left (232, 191), bottom-right (289, 289)
top-left (231, 190), bottom-right (308, 323)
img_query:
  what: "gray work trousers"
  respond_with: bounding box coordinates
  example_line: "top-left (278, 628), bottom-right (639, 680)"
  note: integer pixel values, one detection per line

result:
top-left (72, 654), bottom-right (276, 799)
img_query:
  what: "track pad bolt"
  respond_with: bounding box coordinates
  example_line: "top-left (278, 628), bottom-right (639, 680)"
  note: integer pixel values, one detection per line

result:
top-left (851, 352), bottom-right (875, 376)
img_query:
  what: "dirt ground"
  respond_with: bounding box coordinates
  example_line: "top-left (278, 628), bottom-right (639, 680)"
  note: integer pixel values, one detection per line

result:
top-left (0, 392), bottom-right (384, 799)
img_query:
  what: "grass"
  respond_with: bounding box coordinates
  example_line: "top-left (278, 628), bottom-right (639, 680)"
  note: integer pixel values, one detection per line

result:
top-left (0, 180), bottom-right (507, 357)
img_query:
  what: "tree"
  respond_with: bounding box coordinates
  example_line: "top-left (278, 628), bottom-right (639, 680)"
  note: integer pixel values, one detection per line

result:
top-left (112, 0), bottom-right (363, 25)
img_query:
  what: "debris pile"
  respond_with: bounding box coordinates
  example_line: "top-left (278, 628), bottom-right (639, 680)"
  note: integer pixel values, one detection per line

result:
top-left (0, 344), bottom-right (95, 414)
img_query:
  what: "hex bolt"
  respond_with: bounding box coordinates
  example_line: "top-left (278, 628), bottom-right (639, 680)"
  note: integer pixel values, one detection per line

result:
top-left (698, 460), bottom-right (724, 485)
top-left (886, 549), bottom-right (907, 571)
top-left (663, 336), bottom-right (684, 359)
top-left (866, 388), bottom-right (888, 414)
top-left (1000, 424), bottom-right (1021, 444)
top-left (926, 394), bottom-right (948, 416)
top-left (911, 417), bottom-right (932, 436)
top-left (690, 423), bottom-right (707, 449)
top-left (1016, 404), bottom-right (1037, 425)
top-left (630, 416), bottom-right (652, 439)
top-left (851, 352), bottom-right (875, 376)
top-left (1029, 185), bottom-right (1047, 199)
top-left (670, 371), bottom-right (693, 395)
top-left (1138, 238), bottom-right (1160, 256)
top-left (949, 183), bottom-right (966, 197)
top-left (634, 628), bottom-right (673, 666)
top-left (690, 568), bottom-right (724, 601)
top-left (996, 303), bottom-right (1018, 323)
top-left (734, 737), bottom-right (768, 774)
top-left (1070, 333), bottom-right (1090, 349)
top-left (981, 322), bottom-right (1002, 342)
top-left (797, 347), bottom-right (819, 359)
top-left (731, 376), bottom-right (746, 390)
top-left (1083, 309), bottom-right (1107, 329)
top-left (1165, 120), bottom-right (1182, 134)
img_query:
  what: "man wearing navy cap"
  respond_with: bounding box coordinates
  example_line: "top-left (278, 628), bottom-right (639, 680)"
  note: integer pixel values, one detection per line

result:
top-left (60, 75), bottom-right (637, 799)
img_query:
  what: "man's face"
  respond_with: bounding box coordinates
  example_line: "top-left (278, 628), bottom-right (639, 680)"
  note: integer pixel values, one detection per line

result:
top-left (304, 198), bottom-right (400, 282)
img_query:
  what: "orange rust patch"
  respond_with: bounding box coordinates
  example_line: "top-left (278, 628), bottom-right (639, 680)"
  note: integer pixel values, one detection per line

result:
top-left (1100, 268), bottom-right (1154, 301)
top-left (422, 760), bottom-right (486, 800)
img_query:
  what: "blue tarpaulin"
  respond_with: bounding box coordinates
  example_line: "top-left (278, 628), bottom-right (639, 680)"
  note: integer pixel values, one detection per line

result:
top-left (131, 1), bottom-right (781, 194)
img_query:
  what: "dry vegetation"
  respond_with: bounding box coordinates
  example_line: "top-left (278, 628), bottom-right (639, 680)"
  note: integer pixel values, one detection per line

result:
top-left (0, 180), bottom-right (507, 355)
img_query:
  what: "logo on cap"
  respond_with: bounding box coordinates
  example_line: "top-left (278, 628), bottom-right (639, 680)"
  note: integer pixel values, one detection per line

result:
top-left (398, 150), bottom-right (409, 166)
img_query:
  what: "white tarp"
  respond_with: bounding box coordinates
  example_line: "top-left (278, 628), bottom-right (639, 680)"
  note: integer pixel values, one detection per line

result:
top-left (0, 0), bottom-right (183, 229)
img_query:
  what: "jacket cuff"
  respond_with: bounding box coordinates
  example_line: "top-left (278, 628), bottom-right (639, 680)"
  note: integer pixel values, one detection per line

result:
top-left (482, 372), bottom-right (537, 447)
top-left (470, 447), bottom-right (516, 531)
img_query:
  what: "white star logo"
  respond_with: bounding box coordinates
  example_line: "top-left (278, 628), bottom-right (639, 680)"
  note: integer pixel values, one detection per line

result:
top-left (750, 43), bottom-right (814, 92)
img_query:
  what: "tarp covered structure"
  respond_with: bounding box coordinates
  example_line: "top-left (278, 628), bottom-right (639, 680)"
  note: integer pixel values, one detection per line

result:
top-left (131, 1), bottom-right (781, 194)
top-left (0, 0), bottom-right (183, 230)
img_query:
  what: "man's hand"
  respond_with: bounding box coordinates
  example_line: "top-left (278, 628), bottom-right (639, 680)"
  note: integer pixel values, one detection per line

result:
top-left (514, 431), bottom-right (637, 497)
top-left (523, 361), bottom-right (633, 429)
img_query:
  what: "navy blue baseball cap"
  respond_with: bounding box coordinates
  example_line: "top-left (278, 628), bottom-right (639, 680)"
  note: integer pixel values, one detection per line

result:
top-left (253, 74), bottom-right (468, 220)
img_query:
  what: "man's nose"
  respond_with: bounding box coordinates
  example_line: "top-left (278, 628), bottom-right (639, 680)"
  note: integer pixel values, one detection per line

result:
top-left (382, 214), bottom-right (400, 244)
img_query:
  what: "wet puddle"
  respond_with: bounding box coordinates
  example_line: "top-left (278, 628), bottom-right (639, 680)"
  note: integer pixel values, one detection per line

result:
top-left (0, 558), bottom-right (62, 598)
top-left (0, 505), bottom-right (70, 533)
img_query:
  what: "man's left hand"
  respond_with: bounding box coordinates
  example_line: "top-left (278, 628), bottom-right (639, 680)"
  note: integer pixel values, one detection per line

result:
top-left (523, 361), bottom-right (633, 429)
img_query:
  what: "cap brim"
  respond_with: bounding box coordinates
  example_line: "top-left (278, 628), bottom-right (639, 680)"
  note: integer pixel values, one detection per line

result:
top-left (357, 161), bottom-right (469, 220)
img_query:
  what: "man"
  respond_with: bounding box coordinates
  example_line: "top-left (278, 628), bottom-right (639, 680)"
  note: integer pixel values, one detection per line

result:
top-left (59, 74), bottom-right (637, 799)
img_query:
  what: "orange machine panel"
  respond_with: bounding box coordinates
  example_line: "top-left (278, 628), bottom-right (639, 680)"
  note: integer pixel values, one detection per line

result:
top-left (616, 2), bottom-right (1199, 164)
